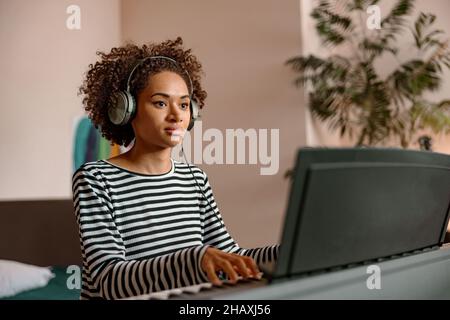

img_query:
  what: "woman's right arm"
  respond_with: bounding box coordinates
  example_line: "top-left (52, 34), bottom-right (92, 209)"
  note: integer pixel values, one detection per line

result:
top-left (72, 167), bottom-right (211, 299)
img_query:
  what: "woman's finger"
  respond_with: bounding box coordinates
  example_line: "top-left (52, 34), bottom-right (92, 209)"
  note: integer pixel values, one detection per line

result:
top-left (204, 260), bottom-right (222, 286)
top-left (217, 259), bottom-right (239, 283)
top-left (230, 256), bottom-right (250, 278)
top-left (243, 256), bottom-right (260, 278)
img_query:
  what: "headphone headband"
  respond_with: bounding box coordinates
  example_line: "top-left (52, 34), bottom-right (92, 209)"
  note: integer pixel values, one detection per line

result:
top-left (126, 55), bottom-right (194, 97)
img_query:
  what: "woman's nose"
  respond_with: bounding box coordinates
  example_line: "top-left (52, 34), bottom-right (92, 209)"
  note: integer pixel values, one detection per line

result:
top-left (168, 102), bottom-right (183, 122)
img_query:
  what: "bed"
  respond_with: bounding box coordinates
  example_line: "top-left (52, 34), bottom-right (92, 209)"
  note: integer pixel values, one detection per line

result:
top-left (0, 199), bottom-right (81, 300)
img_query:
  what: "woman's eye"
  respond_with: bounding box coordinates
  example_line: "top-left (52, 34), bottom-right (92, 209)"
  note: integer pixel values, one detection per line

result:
top-left (153, 101), bottom-right (166, 108)
top-left (181, 103), bottom-right (189, 110)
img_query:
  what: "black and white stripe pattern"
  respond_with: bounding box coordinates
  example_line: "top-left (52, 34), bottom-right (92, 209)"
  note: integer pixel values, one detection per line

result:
top-left (72, 159), bottom-right (279, 300)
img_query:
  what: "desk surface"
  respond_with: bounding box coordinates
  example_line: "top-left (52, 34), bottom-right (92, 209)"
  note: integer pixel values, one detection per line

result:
top-left (215, 244), bottom-right (450, 299)
top-left (127, 244), bottom-right (450, 300)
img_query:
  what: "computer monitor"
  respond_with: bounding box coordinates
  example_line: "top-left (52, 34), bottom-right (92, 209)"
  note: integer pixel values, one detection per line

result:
top-left (273, 148), bottom-right (450, 280)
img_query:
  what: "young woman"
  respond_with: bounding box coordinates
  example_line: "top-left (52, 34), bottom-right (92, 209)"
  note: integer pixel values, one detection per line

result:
top-left (73, 37), bottom-right (279, 300)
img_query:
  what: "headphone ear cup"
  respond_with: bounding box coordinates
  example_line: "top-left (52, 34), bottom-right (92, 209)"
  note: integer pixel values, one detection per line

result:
top-left (187, 100), bottom-right (199, 131)
top-left (108, 90), bottom-right (136, 126)
top-left (123, 90), bottom-right (136, 125)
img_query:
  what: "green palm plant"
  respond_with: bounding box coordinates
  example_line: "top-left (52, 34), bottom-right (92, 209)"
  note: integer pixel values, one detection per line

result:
top-left (286, 0), bottom-right (450, 147)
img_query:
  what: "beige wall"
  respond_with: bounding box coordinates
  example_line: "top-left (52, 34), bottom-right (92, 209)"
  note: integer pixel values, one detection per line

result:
top-left (1, 0), bottom-right (447, 246)
top-left (121, 0), bottom-right (305, 247)
top-left (0, 0), bottom-right (121, 200)
top-left (0, 0), bottom-right (304, 247)
top-left (301, 0), bottom-right (450, 153)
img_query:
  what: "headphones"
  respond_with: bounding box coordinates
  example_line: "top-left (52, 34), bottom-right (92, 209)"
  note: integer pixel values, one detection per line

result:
top-left (108, 55), bottom-right (199, 131)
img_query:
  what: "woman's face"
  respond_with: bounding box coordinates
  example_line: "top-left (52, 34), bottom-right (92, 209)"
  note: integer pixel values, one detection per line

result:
top-left (132, 71), bottom-right (191, 150)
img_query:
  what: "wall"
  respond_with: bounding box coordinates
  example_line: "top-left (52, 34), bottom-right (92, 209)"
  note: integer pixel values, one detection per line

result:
top-left (0, 0), bottom-right (121, 200)
top-left (0, 0), bottom-right (304, 247)
top-left (121, 0), bottom-right (305, 247)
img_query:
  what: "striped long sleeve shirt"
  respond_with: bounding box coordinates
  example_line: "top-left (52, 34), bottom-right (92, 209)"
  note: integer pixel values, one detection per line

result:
top-left (72, 158), bottom-right (279, 300)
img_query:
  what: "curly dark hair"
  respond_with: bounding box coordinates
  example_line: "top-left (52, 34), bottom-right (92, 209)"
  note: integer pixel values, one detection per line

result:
top-left (78, 37), bottom-right (207, 147)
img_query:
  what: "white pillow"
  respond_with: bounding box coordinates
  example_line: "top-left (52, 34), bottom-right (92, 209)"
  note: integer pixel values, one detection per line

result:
top-left (0, 259), bottom-right (55, 298)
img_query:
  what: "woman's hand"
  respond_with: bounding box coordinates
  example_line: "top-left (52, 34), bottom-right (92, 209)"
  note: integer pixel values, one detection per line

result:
top-left (201, 247), bottom-right (261, 285)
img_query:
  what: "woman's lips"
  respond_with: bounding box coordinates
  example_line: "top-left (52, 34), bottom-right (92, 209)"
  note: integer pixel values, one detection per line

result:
top-left (165, 128), bottom-right (180, 133)
top-left (165, 128), bottom-right (185, 140)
